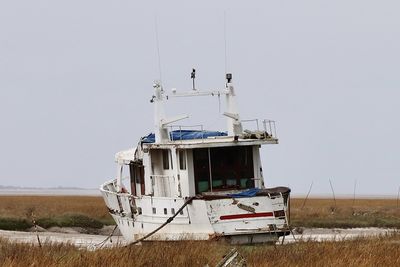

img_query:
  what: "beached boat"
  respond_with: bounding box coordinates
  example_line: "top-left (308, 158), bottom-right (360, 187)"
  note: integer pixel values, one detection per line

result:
top-left (100, 73), bottom-right (291, 244)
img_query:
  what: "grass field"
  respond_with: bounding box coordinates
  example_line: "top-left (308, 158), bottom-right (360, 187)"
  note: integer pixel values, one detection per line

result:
top-left (0, 195), bottom-right (399, 230)
top-left (0, 234), bottom-right (399, 266)
top-left (0, 195), bottom-right (399, 266)
top-left (0, 196), bottom-right (113, 230)
top-left (290, 198), bottom-right (400, 228)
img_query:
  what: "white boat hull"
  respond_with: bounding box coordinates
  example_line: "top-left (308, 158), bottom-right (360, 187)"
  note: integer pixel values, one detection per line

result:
top-left (101, 180), bottom-right (290, 244)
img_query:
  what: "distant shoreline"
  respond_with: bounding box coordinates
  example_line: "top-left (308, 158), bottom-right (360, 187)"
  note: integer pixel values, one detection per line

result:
top-left (0, 188), bottom-right (100, 196)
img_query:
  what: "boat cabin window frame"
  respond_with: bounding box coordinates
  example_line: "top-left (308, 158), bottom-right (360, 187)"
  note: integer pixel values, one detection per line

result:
top-left (179, 150), bottom-right (187, 170)
top-left (193, 146), bottom-right (255, 194)
top-left (162, 149), bottom-right (170, 170)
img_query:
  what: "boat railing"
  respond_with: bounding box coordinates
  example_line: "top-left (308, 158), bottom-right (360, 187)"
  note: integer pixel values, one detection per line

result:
top-left (170, 119), bottom-right (277, 140)
top-left (150, 174), bottom-right (175, 197)
top-left (100, 179), bottom-right (133, 216)
top-left (241, 119), bottom-right (277, 138)
top-left (168, 124), bottom-right (206, 142)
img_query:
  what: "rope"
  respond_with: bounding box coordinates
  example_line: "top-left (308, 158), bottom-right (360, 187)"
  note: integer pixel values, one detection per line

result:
top-left (92, 224), bottom-right (118, 249)
top-left (128, 196), bottom-right (195, 246)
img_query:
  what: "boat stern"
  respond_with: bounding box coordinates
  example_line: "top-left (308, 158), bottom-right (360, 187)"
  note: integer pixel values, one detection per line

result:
top-left (203, 187), bottom-right (290, 244)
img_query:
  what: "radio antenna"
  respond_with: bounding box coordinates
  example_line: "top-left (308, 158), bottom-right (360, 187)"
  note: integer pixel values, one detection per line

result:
top-left (224, 11), bottom-right (228, 75)
top-left (154, 15), bottom-right (163, 84)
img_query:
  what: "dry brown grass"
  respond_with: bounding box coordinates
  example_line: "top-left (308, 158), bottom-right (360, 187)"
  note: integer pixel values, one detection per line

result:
top-left (0, 196), bottom-right (109, 219)
top-left (0, 196), bottom-right (113, 229)
top-left (290, 198), bottom-right (400, 228)
top-left (0, 196), bottom-right (399, 230)
top-left (0, 235), bottom-right (399, 267)
top-left (1, 196), bottom-right (400, 266)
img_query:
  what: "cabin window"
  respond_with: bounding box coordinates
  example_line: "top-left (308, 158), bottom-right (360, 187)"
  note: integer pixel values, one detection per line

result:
top-left (193, 148), bottom-right (211, 193)
top-left (193, 146), bottom-right (255, 194)
top-left (179, 150), bottom-right (187, 170)
top-left (162, 150), bottom-right (169, 170)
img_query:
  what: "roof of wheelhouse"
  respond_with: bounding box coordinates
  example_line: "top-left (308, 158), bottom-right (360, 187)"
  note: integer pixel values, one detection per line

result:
top-left (141, 130), bottom-right (227, 144)
top-left (142, 134), bottom-right (278, 149)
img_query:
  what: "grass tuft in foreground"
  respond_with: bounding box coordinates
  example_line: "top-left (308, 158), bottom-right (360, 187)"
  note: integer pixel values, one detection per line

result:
top-left (0, 234), bottom-right (400, 266)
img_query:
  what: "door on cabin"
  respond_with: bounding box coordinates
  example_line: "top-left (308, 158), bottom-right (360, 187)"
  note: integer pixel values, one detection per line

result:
top-left (129, 163), bottom-right (145, 196)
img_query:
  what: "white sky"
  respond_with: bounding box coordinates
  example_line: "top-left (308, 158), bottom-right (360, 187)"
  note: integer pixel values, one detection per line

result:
top-left (1, 1), bottom-right (399, 195)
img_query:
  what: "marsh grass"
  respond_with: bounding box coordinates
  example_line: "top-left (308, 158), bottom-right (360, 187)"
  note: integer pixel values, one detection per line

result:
top-left (0, 235), bottom-right (399, 266)
top-left (36, 213), bottom-right (104, 229)
top-left (0, 196), bottom-right (399, 230)
top-left (0, 196), bottom-right (113, 230)
top-left (290, 198), bottom-right (400, 228)
top-left (0, 196), bottom-right (399, 266)
top-left (0, 217), bottom-right (32, 231)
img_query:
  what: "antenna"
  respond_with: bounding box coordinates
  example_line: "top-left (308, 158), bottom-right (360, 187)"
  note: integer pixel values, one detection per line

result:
top-left (191, 68), bottom-right (196, 90)
top-left (224, 11), bottom-right (228, 75)
top-left (154, 15), bottom-right (163, 84)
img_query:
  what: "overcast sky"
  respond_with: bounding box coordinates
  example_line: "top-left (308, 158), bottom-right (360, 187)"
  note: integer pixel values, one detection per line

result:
top-left (1, 1), bottom-right (399, 195)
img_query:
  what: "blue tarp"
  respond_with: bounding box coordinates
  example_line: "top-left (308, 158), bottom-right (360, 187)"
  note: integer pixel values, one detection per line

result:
top-left (227, 188), bottom-right (260, 198)
top-left (141, 130), bottom-right (227, 143)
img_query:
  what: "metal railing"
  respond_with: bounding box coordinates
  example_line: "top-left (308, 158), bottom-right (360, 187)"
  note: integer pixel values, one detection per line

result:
top-left (241, 119), bottom-right (277, 138)
top-left (168, 118), bottom-right (277, 140)
top-left (263, 119), bottom-right (277, 138)
top-left (168, 124), bottom-right (204, 140)
top-left (241, 119), bottom-right (260, 131)
top-left (100, 179), bottom-right (132, 215)
top-left (167, 125), bottom-right (203, 142)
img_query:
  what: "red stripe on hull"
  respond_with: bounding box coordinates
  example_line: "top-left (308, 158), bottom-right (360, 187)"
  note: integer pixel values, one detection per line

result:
top-left (220, 212), bottom-right (274, 220)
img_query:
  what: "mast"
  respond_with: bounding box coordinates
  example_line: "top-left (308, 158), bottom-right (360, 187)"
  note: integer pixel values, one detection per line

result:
top-left (152, 81), bottom-right (168, 143)
top-left (152, 73), bottom-right (244, 143)
top-left (152, 81), bottom-right (189, 143)
top-left (223, 74), bottom-right (243, 136)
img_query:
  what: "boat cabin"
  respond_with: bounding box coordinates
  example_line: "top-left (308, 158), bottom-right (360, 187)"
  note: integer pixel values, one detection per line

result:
top-left (115, 129), bottom-right (277, 199)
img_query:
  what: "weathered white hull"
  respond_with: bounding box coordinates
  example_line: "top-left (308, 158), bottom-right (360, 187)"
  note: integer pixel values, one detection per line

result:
top-left (101, 180), bottom-right (290, 244)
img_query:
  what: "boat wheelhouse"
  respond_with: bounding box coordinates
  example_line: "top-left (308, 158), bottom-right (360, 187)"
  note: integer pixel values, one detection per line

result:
top-left (100, 74), bottom-right (291, 244)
